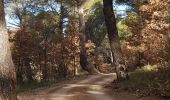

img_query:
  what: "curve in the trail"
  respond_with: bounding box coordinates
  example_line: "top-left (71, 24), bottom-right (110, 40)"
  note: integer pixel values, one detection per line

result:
top-left (65, 73), bottom-right (116, 100)
top-left (18, 73), bottom-right (159, 100)
top-left (46, 73), bottom-right (116, 100)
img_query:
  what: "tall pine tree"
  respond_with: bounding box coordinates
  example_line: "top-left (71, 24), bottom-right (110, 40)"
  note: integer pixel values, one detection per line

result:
top-left (103, 0), bottom-right (128, 80)
top-left (0, 0), bottom-right (16, 99)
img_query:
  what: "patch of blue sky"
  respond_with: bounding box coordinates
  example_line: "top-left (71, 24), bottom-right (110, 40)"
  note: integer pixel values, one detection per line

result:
top-left (5, 1), bottom-right (60, 29)
top-left (43, 1), bottom-right (60, 12)
top-left (5, 1), bottom-right (132, 29)
top-left (114, 3), bottom-right (132, 17)
top-left (5, 15), bottom-right (20, 28)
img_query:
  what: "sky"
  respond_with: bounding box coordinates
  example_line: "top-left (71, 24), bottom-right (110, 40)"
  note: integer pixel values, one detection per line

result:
top-left (5, 2), bottom-right (130, 29)
top-left (115, 4), bottom-right (131, 16)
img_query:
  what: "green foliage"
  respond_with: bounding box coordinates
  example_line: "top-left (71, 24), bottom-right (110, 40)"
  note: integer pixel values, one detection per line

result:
top-left (93, 0), bottom-right (100, 3)
top-left (85, 1), bottom-right (106, 47)
top-left (114, 65), bottom-right (170, 97)
top-left (126, 12), bottom-right (140, 24)
top-left (117, 19), bottom-right (130, 40)
top-left (17, 81), bottom-right (55, 93)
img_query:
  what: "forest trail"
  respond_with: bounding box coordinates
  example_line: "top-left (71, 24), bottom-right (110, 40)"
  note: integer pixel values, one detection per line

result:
top-left (18, 73), bottom-right (158, 100)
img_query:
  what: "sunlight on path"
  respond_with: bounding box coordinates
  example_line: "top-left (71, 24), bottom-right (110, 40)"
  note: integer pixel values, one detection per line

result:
top-left (46, 74), bottom-right (115, 100)
top-left (18, 73), bottom-right (158, 100)
top-left (46, 75), bottom-right (103, 100)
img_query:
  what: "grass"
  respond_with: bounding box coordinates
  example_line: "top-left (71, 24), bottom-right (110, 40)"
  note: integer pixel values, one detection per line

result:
top-left (17, 74), bottom-right (89, 93)
top-left (17, 81), bottom-right (55, 93)
top-left (113, 64), bottom-right (170, 98)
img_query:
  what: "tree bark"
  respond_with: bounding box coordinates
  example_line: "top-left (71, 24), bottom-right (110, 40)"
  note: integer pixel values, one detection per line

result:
top-left (43, 36), bottom-right (47, 81)
top-left (59, 0), bottom-right (68, 79)
top-left (103, 0), bottom-right (128, 80)
top-left (23, 58), bottom-right (33, 82)
top-left (0, 0), bottom-right (16, 99)
top-left (59, 0), bottom-right (64, 36)
top-left (77, 1), bottom-right (99, 74)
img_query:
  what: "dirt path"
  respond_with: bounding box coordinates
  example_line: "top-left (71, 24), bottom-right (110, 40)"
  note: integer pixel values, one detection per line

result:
top-left (18, 73), bottom-right (159, 100)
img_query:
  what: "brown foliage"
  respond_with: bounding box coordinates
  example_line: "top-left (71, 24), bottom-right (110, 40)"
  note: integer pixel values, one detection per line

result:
top-left (123, 0), bottom-right (169, 70)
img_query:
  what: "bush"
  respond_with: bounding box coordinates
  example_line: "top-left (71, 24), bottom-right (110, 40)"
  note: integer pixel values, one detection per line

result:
top-left (112, 64), bottom-right (170, 98)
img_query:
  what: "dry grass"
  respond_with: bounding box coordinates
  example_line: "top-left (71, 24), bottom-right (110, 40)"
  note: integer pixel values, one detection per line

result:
top-left (112, 64), bottom-right (170, 98)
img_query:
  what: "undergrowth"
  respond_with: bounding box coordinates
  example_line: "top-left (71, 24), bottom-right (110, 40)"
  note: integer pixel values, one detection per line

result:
top-left (112, 64), bottom-right (170, 98)
top-left (17, 81), bottom-right (55, 93)
top-left (17, 74), bottom-right (89, 93)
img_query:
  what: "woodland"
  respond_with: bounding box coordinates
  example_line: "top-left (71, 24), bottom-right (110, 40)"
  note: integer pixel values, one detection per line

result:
top-left (0, 0), bottom-right (170, 100)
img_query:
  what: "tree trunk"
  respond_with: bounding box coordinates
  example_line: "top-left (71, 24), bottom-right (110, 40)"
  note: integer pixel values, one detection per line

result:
top-left (0, 0), bottom-right (16, 99)
top-left (103, 0), bottom-right (128, 80)
top-left (77, 2), bottom-right (99, 74)
top-left (59, 0), bottom-right (67, 79)
top-left (23, 58), bottom-right (33, 82)
top-left (43, 39), bottom-right (47, 81)
top-left (59, 0), bottom-right (64, 36)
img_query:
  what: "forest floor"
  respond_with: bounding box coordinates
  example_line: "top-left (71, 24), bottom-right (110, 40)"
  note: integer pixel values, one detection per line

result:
top-left (17, 73), bottom-right (159, 100)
